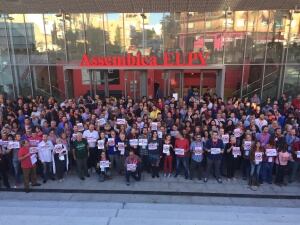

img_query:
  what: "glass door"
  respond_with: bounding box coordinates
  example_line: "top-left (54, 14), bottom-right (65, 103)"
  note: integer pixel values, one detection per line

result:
top-left (124, 70), bottom-right (147, 101)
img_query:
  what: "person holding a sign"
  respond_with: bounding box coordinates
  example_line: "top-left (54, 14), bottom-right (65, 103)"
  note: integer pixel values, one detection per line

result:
top-left (275, 143), bottom-right (291, 186)
top-left (37, 134), bottom-right (55, 183)
top-left (97, 151), bottom-right (111, 182)
top-left (241, 134), bottom-right (253, 180)
top-left (124, 149), bottom-right (141, 185)
top-left (53, 138), bottom-right (68, 182)
top-left (261, 138), bottom-right (277, 184)
top-left (18, 140), bottom-right (41, 192)
top-left (147, 131), bottom-right (161, 178)
top-left (0, 137), bottom-right (11, 188)
top-left (107, 130), bottom-right (122, 174)
top-left (174, 132), bottom-right (190, 179)
top-left (72, 133), bottom-right (89, 180)
top-left (249, 141), bottom-right (264, 190)
top-left (190, 134), bottom-right (204, 180)
top-left (224, 136), bottom-right (241, 180)
top-left (204, 131), bottom-right (224, 183)
top-left (138, 127), bottom-right (150, 173)
top-left (116, 132), bottom-right (128, 174)
top-left (83, 124), bottom-right (99, 173)
top-left (10, 133), bottom-right (22, 187)
top-left (163, 134), bottom-right (174, 177)
top-left (290, 139), bottom-right (300, 183)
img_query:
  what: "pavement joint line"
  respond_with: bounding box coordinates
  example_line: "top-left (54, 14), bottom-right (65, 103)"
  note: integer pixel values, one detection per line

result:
top-left (1, 188), bottom-right (300, 199)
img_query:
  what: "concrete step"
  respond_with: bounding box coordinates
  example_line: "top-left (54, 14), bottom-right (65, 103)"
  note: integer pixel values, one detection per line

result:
top-left (0, 215), bottom-right (109, 225)
top-left (0, 200), bottom-right (123, 209)
top-left (0, 206), bottom-right (117, 217)
top-left (110, 218), bottom-right (295, 225)
top-left (117, 209), bottom-right (299, 223)
top-left (124, 202), bottom-right (299, 214)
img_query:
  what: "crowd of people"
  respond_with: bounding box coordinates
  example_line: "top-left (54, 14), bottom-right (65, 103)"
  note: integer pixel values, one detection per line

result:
top-left (0, 90), bottom-right (300, 192)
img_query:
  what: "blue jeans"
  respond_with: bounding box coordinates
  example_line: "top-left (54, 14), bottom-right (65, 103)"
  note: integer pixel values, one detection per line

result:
top-left (12, 159), bottom-right (22, 184)
top-left (250, 162), bottom-right (261, 179)
top-left (176, 157), bottom-right (190, 178)
top-left (261, 162), bottom-right (274, 183)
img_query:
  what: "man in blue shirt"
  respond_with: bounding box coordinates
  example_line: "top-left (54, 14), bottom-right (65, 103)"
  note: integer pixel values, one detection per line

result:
top-left (204, 131), bottom-right (224, 183)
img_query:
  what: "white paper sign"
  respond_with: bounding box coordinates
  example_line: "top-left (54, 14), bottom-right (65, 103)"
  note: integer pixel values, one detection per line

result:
top-left (297, 151), bottom-right (300, 159)
top-left (138, 139), bottom-right (148, 146)
top-left (151, 122), bottom-right (158, 131)
top-left (194, 146), bottom-right (203, 156)
top-left (116, 118), bottom-right (126, 125)
top-left (29, 147), bottom-right (38, 154)
top-left (100, 160), bottom-right (110, 168)
top-left (211, 148), bottom-right (221, 155)
top-left (266, 148), bottom-right (277, 157)
top-left (1, 140), bottom-right (8, 147)
top-left (148, 143), bottom-right (158, 150)
top-left (244, 141), bottom-right (252, 151)
top-left (98, 118), bottom-right (106, 126)
top-left (87, 137), bottom-right (97, 144)
top-left (97, 140), bottom-right (105, 149)
top-left (30, 154), bottom-right (37, 164)
top-left (129, 139), bottom-right (138, 146)
top-left (118, 142), bottom-right (125, 155)
top-left (255, 152), bottom-right (263, 164)
top-left (157, 131), bottom-right (163, 139)
top-left (222, 134), bottom-right (229, 144)
top-left (163, 144), bottom-right (170, 155)
top-left (127, 163), bottom-right (137, 172)
top-left (170, 131), bottom-right (178, 137)
top-left (29, 140), bottom-right (39, 147)
top-left (232, 147), bottom-right (241, 158)
top-left (107, 138), bottom-right (115, 146)
top-left (77, 123), bottom-right (84, 131)
top-left (172, 93), bottom-right (178, 101)
top-left (233, 128), bottom-right (242, 138)
top-left (8, 141), bottom-right (20, 149)
top-left (175, 148), bottom-right (185, 156)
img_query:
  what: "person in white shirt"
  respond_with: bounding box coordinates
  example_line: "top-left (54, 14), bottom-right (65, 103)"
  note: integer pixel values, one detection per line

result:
top-left (38, 134), bottom-right (54, 183)
top-left (83, 124), bottom-right (99, 172)
top-left (255, 113), bottom-right (268, 133)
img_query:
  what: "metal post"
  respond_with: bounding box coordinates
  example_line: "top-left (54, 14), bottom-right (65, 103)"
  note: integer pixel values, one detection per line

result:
top-left (280, 11), bottom-right (292, 97)
top-left (3, 16), bottom-right (16, 99)
top-left (82, 14), bottom-right (88, 55)
top-left (260, 11), bottom-right (271, 100)
top-left (200, 71), bottom-right (203, 96)
top-left (240, 11), bottom-right (249, 98)
top-left (89, 69), bottom-right (93, 97)
top-left (23, 14), bottom-right (34, 97)
top-left (42, 14), bottom-right (53, 96)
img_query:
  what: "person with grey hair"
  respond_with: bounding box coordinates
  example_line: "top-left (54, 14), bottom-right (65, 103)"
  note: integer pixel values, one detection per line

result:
top-left (72, 132), bottom-right (89, 180)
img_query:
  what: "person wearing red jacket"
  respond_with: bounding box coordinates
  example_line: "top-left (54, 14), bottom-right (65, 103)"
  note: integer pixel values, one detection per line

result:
top-left (290, 140), bottom-right (300, 182)
top-left (18, 140), bottom-right (41, 192)
top-left (174, 132), bottom-right (190, 179)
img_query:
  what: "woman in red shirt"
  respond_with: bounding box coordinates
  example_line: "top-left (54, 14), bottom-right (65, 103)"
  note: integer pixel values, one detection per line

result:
top-left (18, 140), bottom-right (41, 192)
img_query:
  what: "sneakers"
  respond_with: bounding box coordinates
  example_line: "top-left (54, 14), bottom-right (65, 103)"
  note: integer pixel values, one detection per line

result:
top-left (203, 178), bottom-right (208, 183)
top-left (32, 183), bottom-right (41, 187)
top-left (217, 178), bottom-right (222, 183)
top-left (126, 181), bottom-right (130, 186)
top-left (168, 173), bottom-right (172, 178)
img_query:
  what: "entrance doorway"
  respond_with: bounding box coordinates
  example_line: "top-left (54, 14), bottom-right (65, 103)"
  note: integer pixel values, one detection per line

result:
top-left (63, 67), bottom-right (225, 100)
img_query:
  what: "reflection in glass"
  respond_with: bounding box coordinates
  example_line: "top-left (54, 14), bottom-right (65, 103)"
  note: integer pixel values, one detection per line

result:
top-left (24, 14), bottom-right (48, 64)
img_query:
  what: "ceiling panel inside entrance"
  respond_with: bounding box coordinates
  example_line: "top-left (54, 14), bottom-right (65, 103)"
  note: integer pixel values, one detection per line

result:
top-left (1, 0), bottom-right (299, 14)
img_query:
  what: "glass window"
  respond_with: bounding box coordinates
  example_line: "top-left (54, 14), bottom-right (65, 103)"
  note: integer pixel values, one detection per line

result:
top-left (224, 11), bottom-right (247, 64)
top-left (31, 65), bottom-right (50, 97)
top-left (224, 65), bottom-right (243, 98)
top-left (283, 66), bottom-right (300, 97)
top-left (161, 12), bottom-right (181, 51)
top-left (24, 14), bottom-right (48, 64)
top-left (15, 65), bottom-right (32, 97)
top-left (287, 13), bottom-right (300, 63)
top-left (104, 13), bottom-right (124, 55)
top-left (49, 65), bottom-right (66, 100)
top-left (84, 13), bottom-right (105, 56)
top-left (6, 14), bottom-right (28, 65)
top-left (261, 65), bottom-right (281, 100)
top-left (65, 14), bottom-right (86, 62)
top-left (43, 14), bottom-right (67, 64)
top-left (245, 11), bottom-right (270, 64)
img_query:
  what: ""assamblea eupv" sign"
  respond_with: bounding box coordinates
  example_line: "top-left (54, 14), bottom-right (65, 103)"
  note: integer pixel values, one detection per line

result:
top-left (80, 51), bottom-right (208, 67)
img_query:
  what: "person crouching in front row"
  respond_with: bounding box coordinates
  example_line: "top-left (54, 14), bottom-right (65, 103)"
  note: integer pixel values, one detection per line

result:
top-left (97, 151), bottom-right (111, 182)
top-left (125, 149), bottom-right (141, 186)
